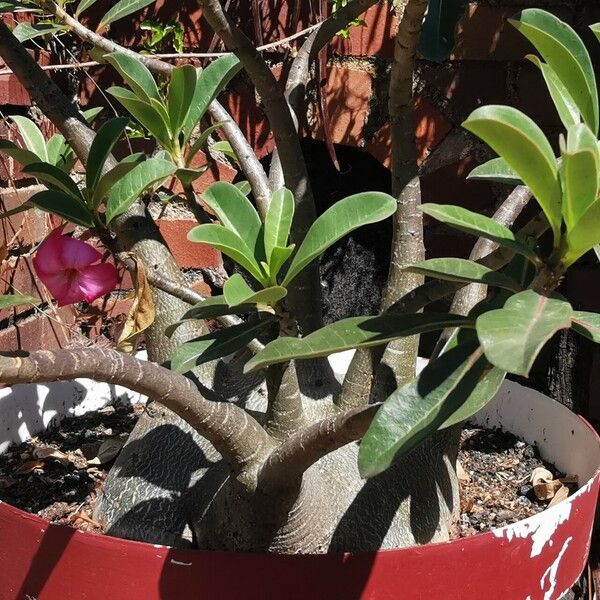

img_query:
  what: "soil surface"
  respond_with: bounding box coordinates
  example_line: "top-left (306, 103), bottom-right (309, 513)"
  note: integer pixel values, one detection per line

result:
top-left (0, 403), bottom-right (578, 540)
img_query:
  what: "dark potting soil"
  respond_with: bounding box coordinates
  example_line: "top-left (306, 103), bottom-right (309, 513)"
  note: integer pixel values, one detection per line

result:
top-left (0, 404), bottom-right (578, 540)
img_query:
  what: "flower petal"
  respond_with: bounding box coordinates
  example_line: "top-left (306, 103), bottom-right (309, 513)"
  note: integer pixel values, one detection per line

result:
top-left (34, 228), bottom-right (102, 275)
top-left (76, 263), bottom-right (119, 303)
top-left (38, 271), bottom-right (84, 306)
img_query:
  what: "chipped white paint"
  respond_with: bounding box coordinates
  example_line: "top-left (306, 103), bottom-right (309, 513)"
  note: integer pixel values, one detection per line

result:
top-left (492, 498), bottom-right (572, 557)
top-left (540, 536), bottom-right (572, 600)
top-left (169, 559), bottom-right (192, 566)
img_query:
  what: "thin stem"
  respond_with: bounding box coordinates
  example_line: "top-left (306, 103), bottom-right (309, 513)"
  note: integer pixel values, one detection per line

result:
top-left (0, 348), bottom-right (273, 477)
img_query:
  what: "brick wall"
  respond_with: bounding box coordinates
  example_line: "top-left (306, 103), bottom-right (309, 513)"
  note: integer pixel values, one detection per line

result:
top-left (1, 1), bottom-right (600, 414)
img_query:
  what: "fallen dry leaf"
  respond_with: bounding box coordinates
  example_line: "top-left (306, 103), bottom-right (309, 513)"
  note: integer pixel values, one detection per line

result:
top-left (14, 460), bottom-right (45, 475)
top-left (33, 446), bottom-right (69, 462)
top-left (548, 484), bottom-right (570, 507)
top-left (117, 254), bottom-right (155, 353)
top-left (87, 437), bottom-right (126, 465)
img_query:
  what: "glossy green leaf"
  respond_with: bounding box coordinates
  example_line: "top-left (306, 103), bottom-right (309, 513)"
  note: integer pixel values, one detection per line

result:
top-left (418, 0), bottom-right (469, 62)
top-left (175, 166), bottom-right (208, 186)
top-left (591, 24), bottom-right (600, 42)
top-left (0, 202), bottom-right (32, 220)
top-left (235, 181), bottom-right (252, 196)
top-left (564, 200), bottom-right (600, 264)
top-left (571, 310), bottom-right (600, 343)
top-left (98, 0), bottom-right (155, 29)
top-left (75, 0), bottom-right (99, 17)
top-left (106, 157), bottom-right (176, 223)
top-left (223, 274), bottom-right (286, 307)
top-left (467, 157), bottom-right (522, 185)
top-left (12, 23), bottom-right (65, 42)
top-left (201, 182), bottom-right (263, 257)
top-left (527, 55), bottom-right (580, 131)
top-left (186, 122), bottom-right (225, 165)
top-left (86, 117), bottom-right (128, 190)
top-left (149, 98), bottom-right (172, 135)
top-left (187, 224), bottom-right (266, 284)
top-left (46, 134), bottom-right (74, 171)
top-left (107, 87), bottom-right (171, 149)
top-left (463, 105), bottom-right (561, 240)
top-left (171, 318), bottom-right (273, 372)
top-left (476, 290), bottom-right (572, 376)
top-left (245, 313), bottom-right (470, 372)
top-left (264, 188), bottom-right (294, 264)
top-left (267, 245), bottom-right (295, 281)
top-left (282, 192), bottom-right (396, 286)
top-left (29, 190), bottom-right (93, 227)
top-left (406, 258), bottom-right (522, 291)
top-left (167, 64), bottom-right (196, 135)
top-left (510, 9), bottom-right (598, 134)
top-left (10, 116), bottom-right (47, 162)
top-left (0, 139), bottom-right (40, 167)
top-left (22, 162), bottom-right (82, 200)
top-left (358, 341), bottom-right (503, 478)
top-left (82, 107), bottom-right (103, 124)
top-left (422, 203), bottom-right (539, 261)
top-left (212, 141), bottom-right (237, 161)
top-left (0, 294), bottom-right (38, 310)
top-left (182, 54), bottom-right (242, 141)
top-left (92, 153), bottom-right (145, 207)
top-left (105, 53), bottom-right (161, 103)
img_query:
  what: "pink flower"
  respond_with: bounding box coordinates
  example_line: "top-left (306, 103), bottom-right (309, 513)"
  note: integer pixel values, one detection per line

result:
top-left (33, 228), bottom-right (118, 306)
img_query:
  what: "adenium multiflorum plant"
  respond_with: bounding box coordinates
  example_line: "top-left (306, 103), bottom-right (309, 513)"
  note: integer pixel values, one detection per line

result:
top-left (0, 2), bottom-right (599, 553)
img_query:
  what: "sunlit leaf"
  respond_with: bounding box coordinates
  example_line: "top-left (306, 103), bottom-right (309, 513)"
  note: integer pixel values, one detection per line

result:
top-left (0, 294), bottom-right (38, 310)
top-left (467, 157), bottom-right (522, 185)
top-left (10, 116), bottom-right (47, 162)
top-left (86, 117), bottom-right (128, 190)
top-left (98, 0), bottom-right (155, 29)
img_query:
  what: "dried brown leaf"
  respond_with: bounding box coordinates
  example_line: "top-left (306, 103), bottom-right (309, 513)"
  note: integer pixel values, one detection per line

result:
top-left (117, 254), bottom-right (155, 353)
top-left (87, 437), bottom-right (126, 465)
top-left (14, 459), bottom-right (45, 475)
top-left (531, 467), bottom-right (563, 501)
top-left (33, 446), bottom-right (69, 462)
top-left (547, 484), bottom-right (570, 507)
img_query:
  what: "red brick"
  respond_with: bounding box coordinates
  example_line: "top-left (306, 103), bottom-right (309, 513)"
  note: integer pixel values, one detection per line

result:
top-left (330, 3), bottom-right (398, 59)
top-left (0, 185), bottom-right (49, 247)
top-left (366, 121), bottom-right (392, 169)
top-left (451, 4), bottom-right (573, 61)
top-left (157, 219), bottom-right (223, 269)
top-left (414, 97), bottom-right (452, 165)
top-left (0, 306), bottom-right (76, 352)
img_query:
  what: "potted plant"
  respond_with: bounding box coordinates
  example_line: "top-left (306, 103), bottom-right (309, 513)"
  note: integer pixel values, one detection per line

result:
top-left (0, 1), bottom-right (599, 598)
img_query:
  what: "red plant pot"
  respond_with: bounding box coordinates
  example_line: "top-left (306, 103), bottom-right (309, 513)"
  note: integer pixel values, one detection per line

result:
top-left (0, 380), bottom-right (598, 600)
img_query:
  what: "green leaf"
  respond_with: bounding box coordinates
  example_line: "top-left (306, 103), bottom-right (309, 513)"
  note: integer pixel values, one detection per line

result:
top-left (106, 157), bottom-right (176, 223)
top-left (75, 0), bottom-right (99, 17)
top-left (186, 122), bottom-right (225, 165)
top-left (282, 192), bottom-right (396, 286)
top-left (22, 162), bottom-right (83, 200)
top-left (167, 64), bottom-right (196, 136)
top-left (267, 245), bottom-right (295, 281)
top-left (188, 224), bottom-right (266, 284)
top-left (591, 23), bottom-right (600, 43)
top-left (201, 181), bottom-right (263, 257)
top-left (244, 313), bottom-right (470, 372)
top-left (510, 9), bottom-right (598, 134)
top-left (527, 55), bottom-right (580, 131)
top-left (0, 202), bottom-right (32, 220)
top-left (175, 166), bottom-right (208, 186)
top-left (46, 134), bottom-right (74, 171)
top-left (105, 53), bottom-right (161, 103)
top-left (571, 310), bottom-right (600, 343)
top-left (107, 87), bottom-right (172, 149)
top-left (560, 123), bottom-right (599, 231)
top-left (182, 55), bottom-right (242, 141)
top-left (358, 341), bottom-right (503, 478)
top-left (82, 107), bottom-right (104, 124)
top-left (467, 157), bottom-right (522, 185)
top-left (564, 201), bottom-right (600, 264)
top-left (98, 0), bottom-right (155, 29)
top-left (171, 318), bottom-right (273, 372)
top-left (0, 139), bottom-right (40, 167)
top-left (264, 188), bottom-right (294, 263)
top-left (406, 258), bottom-right (522, 292)
top-left (92, 153), bottom-right (145, 207)
top-left (10, 116), bottom-right (47, 162)
top-left (421, 204), bottom-right (539, 261)
top-left (212, 140), bottom-right (237, 160)
top-left (0, 294), bottom-right (38, 310)
top-left (476, 290), bottom-right (573, 376)
top-left (463, 105), bottom-right (561, 241)
top-left (29, 190), bottom-right (94, 227)
top-left (87, 117), bottom-right (128, 190)
top-left (12, 23), bottom-right (65, 42)
top-left (418, 0), bottom-right (469, 62)
top-left (223, 274), bottom-right (286, 307)
top-left (235, 181), bottom-right (252, 196)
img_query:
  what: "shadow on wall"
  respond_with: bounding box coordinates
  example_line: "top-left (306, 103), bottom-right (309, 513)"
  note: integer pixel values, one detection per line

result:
top-left (0, 379), bottom-right (147, 453)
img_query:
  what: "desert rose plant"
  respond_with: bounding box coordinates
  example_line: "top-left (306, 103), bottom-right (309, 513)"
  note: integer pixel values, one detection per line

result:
top-left (0, 1), bottom-right (598, 554)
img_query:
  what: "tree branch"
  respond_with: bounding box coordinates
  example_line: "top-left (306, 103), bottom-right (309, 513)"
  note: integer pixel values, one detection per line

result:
top-left (259, 404), bottom-right (379, 492)
top-left (0, 349), bottom-right (273, 476)
top-left (42, 0), bottom-right (271, 214)
top-left (197, 0), bottom-right (323, 334)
